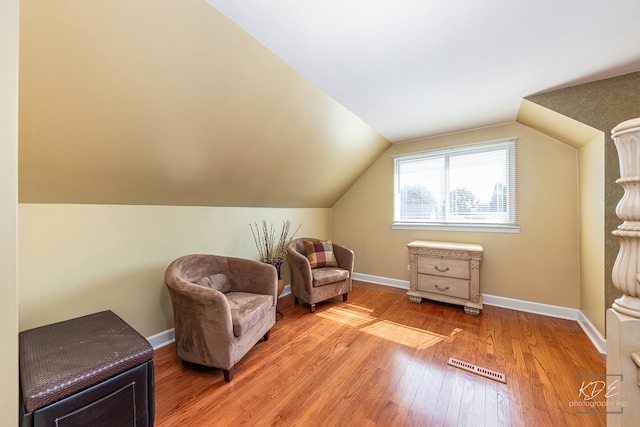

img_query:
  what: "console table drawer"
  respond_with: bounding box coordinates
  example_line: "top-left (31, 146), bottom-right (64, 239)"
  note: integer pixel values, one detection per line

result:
top-left (417, 257), bottom-right (469, 279)
top-left (417, 275), bottom-right (470, 299)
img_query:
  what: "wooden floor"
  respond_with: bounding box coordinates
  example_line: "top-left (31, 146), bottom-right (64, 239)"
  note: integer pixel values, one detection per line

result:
top-left (153, 281), bottom-right (606, 427)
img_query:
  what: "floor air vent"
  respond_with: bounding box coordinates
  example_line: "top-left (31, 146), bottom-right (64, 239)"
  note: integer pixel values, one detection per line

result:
top-left (447, 358), bottom-right (506, 383)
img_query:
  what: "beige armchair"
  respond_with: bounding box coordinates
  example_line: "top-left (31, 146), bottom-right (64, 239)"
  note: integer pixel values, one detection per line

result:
top-left (287, 238), bottom-right (354, 313)
top-left (164, 254), bottom-right (277, 382)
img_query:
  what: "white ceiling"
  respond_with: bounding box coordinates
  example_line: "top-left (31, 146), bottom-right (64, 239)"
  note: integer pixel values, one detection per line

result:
top-left (206, 0), bottom-right (640, 143)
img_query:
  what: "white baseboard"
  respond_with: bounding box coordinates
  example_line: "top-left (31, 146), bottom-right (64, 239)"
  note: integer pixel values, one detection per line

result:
top-left (352, 272), bottom-right (606, 354)
top-left (146, 328), bottom-right (175, 350)
top-left (352, 272), bottom-right (410, 289)
top-left (481, 294), bottom-right (577, 320)
top-left (482, 294), bottom-right (606, 354)
top-left (148, 274), bottom-right (607, 354)
top-left (577, 311), bottom-right (607, 354)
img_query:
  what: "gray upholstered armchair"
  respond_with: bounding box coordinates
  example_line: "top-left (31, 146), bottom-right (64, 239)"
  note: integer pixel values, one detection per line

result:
top-left (164, 254), bottom-right (277, 382)
top-left (287, 238), bottom-right (354, 313)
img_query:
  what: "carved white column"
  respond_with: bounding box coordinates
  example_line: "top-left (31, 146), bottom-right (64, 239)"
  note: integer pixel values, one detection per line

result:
top-left (608, 118), bottom-right (640, 426)
top-left (611, 117), bottom-right (640, 318)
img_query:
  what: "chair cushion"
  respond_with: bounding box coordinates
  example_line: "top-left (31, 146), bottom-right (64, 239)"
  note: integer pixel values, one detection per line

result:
top-left (312, 267), bottom-right (350, 287)
top-left (194, 273), bottom-right (231, 293)
top-left (304, 240), bottom-right (338, 268)
top-left (225, 292), bottom-right (273, 337)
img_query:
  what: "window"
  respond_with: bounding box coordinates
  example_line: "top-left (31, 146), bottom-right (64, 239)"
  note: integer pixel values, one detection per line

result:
top-left (392, 138), bottom-right (519, 233)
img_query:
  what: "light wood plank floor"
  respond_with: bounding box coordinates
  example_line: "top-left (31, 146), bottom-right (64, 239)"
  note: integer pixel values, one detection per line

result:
top-left (154, 281), bottom-right (606, 426)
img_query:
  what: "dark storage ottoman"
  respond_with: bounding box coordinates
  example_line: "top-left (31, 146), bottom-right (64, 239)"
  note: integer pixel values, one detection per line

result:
top-left (19, 310), bottom-right (155, 427)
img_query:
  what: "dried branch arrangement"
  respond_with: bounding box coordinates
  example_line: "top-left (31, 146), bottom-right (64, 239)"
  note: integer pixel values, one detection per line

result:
top-left (250, 220), bottom-right (300, 269)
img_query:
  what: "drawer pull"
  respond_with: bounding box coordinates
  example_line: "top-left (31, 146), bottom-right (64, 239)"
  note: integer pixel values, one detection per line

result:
top-left (434, 266), bottom-right (450, 273)
top-left (434, 284), bottom-right (450, 291)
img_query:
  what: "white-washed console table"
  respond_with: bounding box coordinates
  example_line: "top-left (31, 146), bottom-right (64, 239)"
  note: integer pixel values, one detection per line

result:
top-left (407, 240), bottom-right (483, 315)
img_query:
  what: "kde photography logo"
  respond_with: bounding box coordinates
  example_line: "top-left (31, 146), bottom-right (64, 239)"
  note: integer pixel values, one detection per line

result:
top-left (570, 374), bottom-right (627, 415)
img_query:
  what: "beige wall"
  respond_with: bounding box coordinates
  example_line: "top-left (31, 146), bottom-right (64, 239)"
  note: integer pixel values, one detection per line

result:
top-left (517, 99), bottom-right (606, 336)
top-left (525, 73), bottom-right (640, 314)
top-left (18, 205), bottom-right (330, 336)
top-left (579, 134), bottom-right (606, 335)
top-left (0, 0), bottom-right (18, 424)
top-left (333, 122), bottom-right (582, 308)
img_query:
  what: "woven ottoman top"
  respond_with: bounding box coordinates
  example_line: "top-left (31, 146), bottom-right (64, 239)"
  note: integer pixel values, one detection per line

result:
top-left (19, 310), bottom-right (153, 413)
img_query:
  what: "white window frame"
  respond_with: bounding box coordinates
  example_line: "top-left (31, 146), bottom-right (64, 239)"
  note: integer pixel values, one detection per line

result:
top-left (392, 138), bottom-right (519, 233)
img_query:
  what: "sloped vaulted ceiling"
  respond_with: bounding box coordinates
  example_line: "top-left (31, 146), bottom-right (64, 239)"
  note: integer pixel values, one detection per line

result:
top-left (18, 0), bottom-right (390, 208)
top-left (207, 0), bottom-right (640, 142)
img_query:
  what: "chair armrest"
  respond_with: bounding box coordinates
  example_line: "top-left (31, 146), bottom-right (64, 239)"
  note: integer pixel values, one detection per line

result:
top-left (227, 257), bottom-right (278, 305)
top-left (287, 243), bottom-right (313, 299)
top-left (165, 278), bottom-right (234, 345)
top-left (287, 245), bottom-right (313, 288)
top-left (333, 243), bottom-right (354, 274)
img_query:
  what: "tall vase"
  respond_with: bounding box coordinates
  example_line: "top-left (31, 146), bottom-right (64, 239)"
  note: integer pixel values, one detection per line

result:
top-left (274, 263), bottom-right (285, 297)
top-left (611, 117), bottom-right (640, 318)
